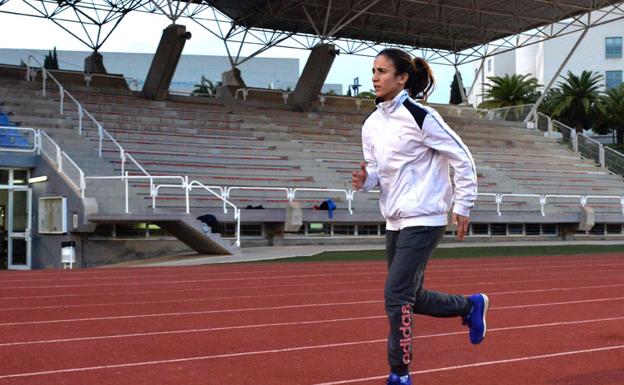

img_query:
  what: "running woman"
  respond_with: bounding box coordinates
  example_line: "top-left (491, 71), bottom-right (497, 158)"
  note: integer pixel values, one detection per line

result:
top-left (351, 48), bottom-right (489, 385)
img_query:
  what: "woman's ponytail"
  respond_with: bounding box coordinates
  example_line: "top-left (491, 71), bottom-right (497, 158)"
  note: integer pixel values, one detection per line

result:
top-left (408, 57), bottom-right (435, 102)
top-left (377, 49), bottom-right (436, 101)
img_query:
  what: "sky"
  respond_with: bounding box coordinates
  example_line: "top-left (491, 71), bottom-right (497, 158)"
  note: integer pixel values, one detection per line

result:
top-left (0, 7), bottom-right (476, 104)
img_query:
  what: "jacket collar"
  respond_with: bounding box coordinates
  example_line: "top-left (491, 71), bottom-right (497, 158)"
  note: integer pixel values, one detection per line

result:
top-left (375, 89), bottom-right (408, 114)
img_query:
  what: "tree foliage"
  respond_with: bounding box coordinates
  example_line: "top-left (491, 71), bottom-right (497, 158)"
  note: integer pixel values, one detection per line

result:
top-left (449, 73), bottom-right (465, 105)
top-left (478, 74), bottom-right (540, 109)
top-left (192, 76), bottom-right (220, 97)
top-left (43, 47), bottom-right (59, 70)
top-left (541, 70), bottom-right (603, 132)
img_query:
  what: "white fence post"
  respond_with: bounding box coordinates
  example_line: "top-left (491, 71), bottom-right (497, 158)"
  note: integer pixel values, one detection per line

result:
top-left (599, 144), bottom-right (605, 168)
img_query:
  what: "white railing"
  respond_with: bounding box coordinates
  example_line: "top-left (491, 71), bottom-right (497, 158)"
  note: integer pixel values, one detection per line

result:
top-left (24, 60), bottom-right (138, 91)
top-left (85, 175), bottom-right (242, 247)
top-left (23, 56), bottom-right (242, 247)
top-left (318, 94), bottom-right (374, 111)
top-left (235, 88), bottom-right (292, 104)
top-left (485, 106), bottom-right (623, 172)
top-left (26, 56), bottom-right (151, 180)
top-left (0, 127), bottom-right (86, 196)
top-left (484, 104), bottom-right (535, 122)
top-left (0, 126), bottom-right (37, 152)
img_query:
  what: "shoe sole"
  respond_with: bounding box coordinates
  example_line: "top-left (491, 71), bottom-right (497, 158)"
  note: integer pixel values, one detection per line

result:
top-left (481, 294), bottom-right (489, 341)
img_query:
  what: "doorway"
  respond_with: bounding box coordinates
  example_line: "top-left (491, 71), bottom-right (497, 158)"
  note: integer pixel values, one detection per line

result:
top-left (0, 169), bottom-right (32, 270)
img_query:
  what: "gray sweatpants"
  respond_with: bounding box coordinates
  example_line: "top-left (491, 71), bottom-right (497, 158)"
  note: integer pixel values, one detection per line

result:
top-left (385, 226), bottom-right (471, 375)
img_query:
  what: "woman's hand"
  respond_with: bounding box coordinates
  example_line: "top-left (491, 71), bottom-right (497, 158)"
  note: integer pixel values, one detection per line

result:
top-left (351, 162), bottom-right (368, 190)
top-left (452, 213), bottom-right (469, 241)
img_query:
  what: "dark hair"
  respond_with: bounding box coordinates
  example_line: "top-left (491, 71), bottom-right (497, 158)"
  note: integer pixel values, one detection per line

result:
top-left (377, 48), bottom-right (435, 101)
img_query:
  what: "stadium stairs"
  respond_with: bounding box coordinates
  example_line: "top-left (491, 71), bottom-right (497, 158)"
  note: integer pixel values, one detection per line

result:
top-left (0, 74), bottom-right (236, 256)
top-left (2, 70), bottom-right (623, 255)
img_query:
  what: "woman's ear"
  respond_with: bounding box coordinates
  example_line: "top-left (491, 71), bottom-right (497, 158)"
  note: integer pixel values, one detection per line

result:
top-left (399, 72), bottom-right (409, 87)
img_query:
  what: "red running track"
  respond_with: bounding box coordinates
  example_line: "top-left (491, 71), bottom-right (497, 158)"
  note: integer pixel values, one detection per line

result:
top-left (1, 253), bottom-right (623, 385)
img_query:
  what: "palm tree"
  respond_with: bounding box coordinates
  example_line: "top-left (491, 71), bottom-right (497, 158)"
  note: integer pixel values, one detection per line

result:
top-left (596, 84), bottom-right (624, 144)
top-left (192, 76), bottom-right (219, 97)
top-left (542, 70), bottom-right (603, 132)
top-left (478, 74), bottom-right (540, 109)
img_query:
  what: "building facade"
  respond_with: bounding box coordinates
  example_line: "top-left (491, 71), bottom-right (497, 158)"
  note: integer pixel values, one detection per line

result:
top-left (470, 17), bottom-right (624, 106)
top-left (0, 48), bottom-right (343, 94)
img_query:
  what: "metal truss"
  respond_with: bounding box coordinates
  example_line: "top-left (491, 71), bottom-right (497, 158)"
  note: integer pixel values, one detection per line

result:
top-left (0, 0), bottom-right (146, 51)
top-left (1, 1), bottom-right (624, 66)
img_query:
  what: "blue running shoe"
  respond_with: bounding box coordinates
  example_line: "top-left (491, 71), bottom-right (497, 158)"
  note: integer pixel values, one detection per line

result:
top-left (463, 293), bottom-right (489, 345)
top-left (386, 373), bottom-right (412, 385)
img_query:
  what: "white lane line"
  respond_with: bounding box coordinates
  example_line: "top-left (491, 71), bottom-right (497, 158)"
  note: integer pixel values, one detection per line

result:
top-left (2, 281), bottom-right (624, 313)
top-left (2, 311), bottom-right (624, 348)
top-left (312, 344), bottom-right (624, 385)
top-left (2, 295), bottom-right (624, 328)
top-left (3, 265), bottom-right (624, 291)
top-left (3, 259), bottom-right (622, 284)
top-left (0, 300), bottom-right (381, 327)
top-left (2, 321), bottom-right (624, 380)
top-left (1, 273), bottom-right (623, 301)
top-left (2, 254), bottom-right (622, 285)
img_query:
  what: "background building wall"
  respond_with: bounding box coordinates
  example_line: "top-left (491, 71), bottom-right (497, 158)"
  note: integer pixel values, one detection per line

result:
top-left (0, 48), bottom-right (343, 94)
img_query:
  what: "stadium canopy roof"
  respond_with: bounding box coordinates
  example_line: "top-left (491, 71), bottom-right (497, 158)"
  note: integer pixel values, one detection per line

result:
top-left (211, 0), bottom-right (623, 52)
top-left (1, 0), bottom-right (624, 65)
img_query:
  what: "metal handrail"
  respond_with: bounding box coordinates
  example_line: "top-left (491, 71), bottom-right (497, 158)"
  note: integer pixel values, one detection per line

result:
top-left (0, 126), bottom-right (37, 153)
top-left (26, 55), bottom-right (151, 180)
top-left (235, 88), bottom-right (292, 104)
top-left (317, 94), bottom-right (373, 111)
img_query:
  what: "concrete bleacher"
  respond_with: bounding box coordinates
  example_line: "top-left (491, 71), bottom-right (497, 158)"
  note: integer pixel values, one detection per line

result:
top-left (2, 75), bottom-right (623, 232)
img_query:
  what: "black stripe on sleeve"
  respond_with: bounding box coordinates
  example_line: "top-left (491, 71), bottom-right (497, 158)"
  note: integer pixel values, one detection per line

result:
top-left (402, 99), bottom-right (428, 128)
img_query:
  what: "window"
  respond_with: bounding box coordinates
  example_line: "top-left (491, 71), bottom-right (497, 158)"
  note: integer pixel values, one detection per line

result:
top-left (333, 224), bottom-right (355, 236)
top-left (606, 224), bottom-right (622, 235)
top-left (508, 224), bottom-right (524, 235)
top-left (590, 223), bottom-right (606, 236)
top-left (471, 223), bottom-right (489, 236)
top-left (357, 224), bottom-right (379, 236)
top-left (490, 223), bottom-right (507, 236)
top-left (606, 71), bottom-right (623, 89)
top-left (605, 37), bottom-right (622, 58)
top-left (541, 224), bottom-right (557, 235)
top-left (487, 59), bottom-right (492, 72)
top-left (525, 224), bottom-right (541, 236)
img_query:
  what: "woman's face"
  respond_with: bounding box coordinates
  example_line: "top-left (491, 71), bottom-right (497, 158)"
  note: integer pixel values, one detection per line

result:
top-left (372, 54), bottom-right (408, 102)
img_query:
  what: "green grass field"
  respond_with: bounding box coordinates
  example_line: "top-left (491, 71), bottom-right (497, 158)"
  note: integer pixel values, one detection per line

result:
top-left (266, 244), bottom-right (624, 263)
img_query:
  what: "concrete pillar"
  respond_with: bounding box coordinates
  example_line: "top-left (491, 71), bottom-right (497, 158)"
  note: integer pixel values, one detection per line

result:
top-left (142, 24), bottom-right (191, 100)
top-left (292, 43), bottom-right (338, 111)
top-left (215, 67), bottom-right (246, 98)
top-left (84, 52), bottom-right (107, 74)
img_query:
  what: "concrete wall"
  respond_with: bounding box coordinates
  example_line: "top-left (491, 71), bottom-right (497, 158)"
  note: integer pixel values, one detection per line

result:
top-left (29, 157), bottom-right (87, 269)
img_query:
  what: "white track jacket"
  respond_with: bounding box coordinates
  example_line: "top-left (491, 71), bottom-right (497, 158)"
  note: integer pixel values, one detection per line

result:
top-left (361, 90), bottom-right (478, 230)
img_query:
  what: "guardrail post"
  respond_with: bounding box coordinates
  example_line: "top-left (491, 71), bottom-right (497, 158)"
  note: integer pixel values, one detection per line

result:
top-left (347, 190), bottom-right (354, 215)
top-left (540, 195), bottom-right (547, 216)
top-left (599, 144), bottom-right (605, 168)
top-left (78, 105), bottom-right (83, 135)
top-left (59, 86), bottom-right (64, 115)
top-left (150, 178), bottom-right (156, 210)
top-left (97, 124), bottom-right (103, 157)
top-left (223, 188), bottom-right (230, 214)
top-left (42, 69), bottom-right (47, 97)
top-left (235, 208), bottom-right (241, 247)
top-left (35, 130), bottom-right (41, 155)
top-left (573, 133), bottom-right (579, 153)
top-left (124, 171), bottom-right (130, 214)
top-left (495, 194), bottom-right (502, 216)
top-left (184, 176), bottom-right (190, 214)
top-left (120, 149), bottom-right (126, 177)
top-left (547, 116), bottom-right (553, 132)
top-left (319, 94), bottom-right (326, 109)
